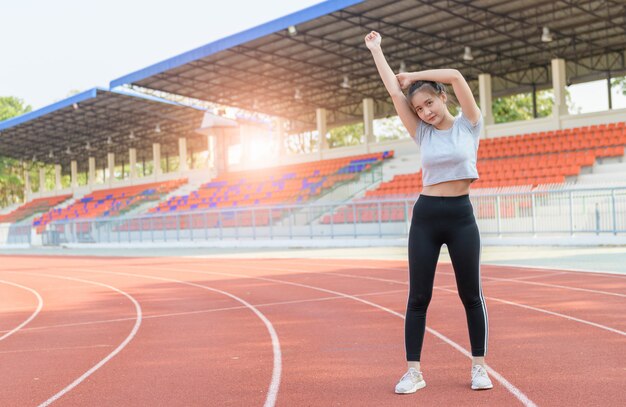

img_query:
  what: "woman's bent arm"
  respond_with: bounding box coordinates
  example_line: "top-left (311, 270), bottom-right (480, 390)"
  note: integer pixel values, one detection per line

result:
top-left (400, 69), bottom-right (481, 125)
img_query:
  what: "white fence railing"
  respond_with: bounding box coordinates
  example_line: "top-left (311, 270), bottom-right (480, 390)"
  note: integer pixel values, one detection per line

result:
top-left (1, 186), bottom-right (622, 247)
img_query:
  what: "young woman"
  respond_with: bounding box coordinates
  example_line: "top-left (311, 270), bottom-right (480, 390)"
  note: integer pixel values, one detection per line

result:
top-left (364, 31), bottom-right (493, 393)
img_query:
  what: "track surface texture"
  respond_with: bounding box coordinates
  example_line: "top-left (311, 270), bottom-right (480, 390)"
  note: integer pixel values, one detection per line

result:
top-left (0, 254), bottom-right (624, 406)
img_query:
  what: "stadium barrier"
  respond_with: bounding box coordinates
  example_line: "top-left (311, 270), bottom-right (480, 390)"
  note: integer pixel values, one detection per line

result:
top-left (18, 185), bottom-right (624, 246)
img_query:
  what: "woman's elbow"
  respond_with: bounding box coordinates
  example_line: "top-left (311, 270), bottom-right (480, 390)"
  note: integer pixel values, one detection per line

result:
top-left (450, 69), bottom-right (464, 81)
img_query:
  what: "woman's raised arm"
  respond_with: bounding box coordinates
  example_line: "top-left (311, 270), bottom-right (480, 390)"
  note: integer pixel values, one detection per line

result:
top-left (364, 31), bottom-right (420, 137)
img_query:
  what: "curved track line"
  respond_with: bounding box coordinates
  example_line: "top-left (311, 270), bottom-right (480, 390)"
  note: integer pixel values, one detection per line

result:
top-left (0, 279), bottom-right (44, 342)
top-left (0, 289), bottom-right (406, 335)
top-left (179, 258), bottom-right (626, 335)
top-left (142, 265), bottom-right (536, 407)
top-left (10, 272), bottom-right (142, 407)
top-left (51, 268), bottom-right (282, 407)
top-left (293, 269), bottom-right (626, 337)
top-left (272, 259), bottom-right (626, 298)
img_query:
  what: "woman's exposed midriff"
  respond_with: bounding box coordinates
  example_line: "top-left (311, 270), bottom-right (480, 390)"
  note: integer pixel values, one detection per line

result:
top-left (421, 178), bottom-right (472, 197)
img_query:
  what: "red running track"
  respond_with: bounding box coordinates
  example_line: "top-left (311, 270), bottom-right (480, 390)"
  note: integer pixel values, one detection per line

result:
top-left (0, 255), bottom-right (624, 406)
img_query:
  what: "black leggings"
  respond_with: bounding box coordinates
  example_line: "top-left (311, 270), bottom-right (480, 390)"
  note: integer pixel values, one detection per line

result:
top-left (406, 194), bottom-right (488, 361)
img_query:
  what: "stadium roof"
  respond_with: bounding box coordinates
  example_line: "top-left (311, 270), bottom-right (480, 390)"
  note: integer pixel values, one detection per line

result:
top-left (0, 88), bottom-right (206, 172)
top-left (110, 0), bottom-right (626, 130)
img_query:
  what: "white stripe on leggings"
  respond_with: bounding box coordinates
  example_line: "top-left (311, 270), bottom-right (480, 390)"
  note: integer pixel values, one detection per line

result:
top-left (478, 229), bottom-right (489, 356)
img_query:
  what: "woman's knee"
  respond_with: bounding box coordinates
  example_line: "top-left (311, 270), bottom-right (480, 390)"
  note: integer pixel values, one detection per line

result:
top-left (458, 292), bottom-right (484, 309)
top-left (407, 292), bottom-right (432, 313)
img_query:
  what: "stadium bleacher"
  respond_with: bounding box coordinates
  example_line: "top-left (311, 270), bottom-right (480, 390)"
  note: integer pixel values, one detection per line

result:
top-left (116, 151), bottom-right (394, 232)
top-left (321, 122), bottom-right (626, 225)
top-left (33, 179), bottom-right (187, 232)
top-left (6, 122), bottom-right (626, 233)
top-left (0, 194), bottom-right (72, 224)
top-left (150, 152), bottom-right (392, 213)
top-left (368, 122), bottom-right (625, 197)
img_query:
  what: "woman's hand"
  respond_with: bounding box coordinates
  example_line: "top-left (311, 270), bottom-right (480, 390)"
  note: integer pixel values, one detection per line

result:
top-left (364, 31), bottom-right (382, 50)
top-left (396, 73), bottom-right (413, 90)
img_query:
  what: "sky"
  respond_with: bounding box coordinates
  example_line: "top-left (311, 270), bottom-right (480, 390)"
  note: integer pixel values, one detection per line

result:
top-left (0, 0), bottom-right (321, 109)
top-left (1, 0), bottom-right (624, 113)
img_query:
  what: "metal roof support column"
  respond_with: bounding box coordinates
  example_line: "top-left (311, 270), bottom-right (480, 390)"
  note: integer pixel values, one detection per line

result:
top-left (277, 118), bottom-right (287, 161)
top-left (478, 74), bottom-right (493, 137)
top-left (607, 74), bottom-right (613, 110)
top-left (23, 164), bottom-right (31, 201)
top-left (178, 137), bottom-right (188, 172)
top-left (206, 135), bottom-right (216, 178)
top-left (70, 160), bottom-right (78, 189)
top-left (316, 107), bottom-right (327, 159)
top-left (363, 98), bottom-right (375, 151)
top-left (551, 58), bottom-right (568, 120)
top-left (210, 128), bottom-right (234, 177)
top-left (88, 157), bottom-right (96, 187)
top-left (241, 125), bottom-right (252, 168)
top-left (107, 152), bottom-right (115, 186)
top-left (153, 143), bottom-right (162, 180)
top-left (39, 168), bottom-right (46, 194)
top-left (54, 164), bottom-right (62, 191)
top-left (129, 148), bottom-right (137, 181)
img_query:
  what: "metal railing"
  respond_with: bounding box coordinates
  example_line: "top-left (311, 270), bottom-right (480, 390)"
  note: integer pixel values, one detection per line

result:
top-left (2, 185), bottom-right (625, 246)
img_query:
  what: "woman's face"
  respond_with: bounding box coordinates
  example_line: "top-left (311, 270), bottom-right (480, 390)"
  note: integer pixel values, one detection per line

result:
top-left (410, 90), bottom-right (448, 126)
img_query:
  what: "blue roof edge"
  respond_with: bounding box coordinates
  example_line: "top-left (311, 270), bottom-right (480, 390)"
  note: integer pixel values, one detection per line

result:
top-left (107, 88), bottom-right (207, 112)
top-left (0, 88), bottom-right (100, 131)
top-left (0, 87), bottom-right (208, 132)
top-left (109, 0), bottom-right (364, 89)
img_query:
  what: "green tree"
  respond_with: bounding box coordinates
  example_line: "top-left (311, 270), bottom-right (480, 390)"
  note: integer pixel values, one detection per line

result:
top-left (0, 159), bottom-right (24, 207)
top-left (328, 123), bottom-right (363, 148)
top-left (375, 116), bottom-right (407, 142)
top-left (611, 76), bottom-right (626, 96)
top-left (0, 96), bottom-right (32, 121)
top-left (0, 96), bottom-right (32, 207)
top-left (492, 90), bottom-right (554, 123)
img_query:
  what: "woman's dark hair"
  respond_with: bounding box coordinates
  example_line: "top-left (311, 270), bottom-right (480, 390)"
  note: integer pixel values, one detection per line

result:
top-left (407, 80), bottom-right (458, 107)
top-left (407, 80), bottom-right (445, 98)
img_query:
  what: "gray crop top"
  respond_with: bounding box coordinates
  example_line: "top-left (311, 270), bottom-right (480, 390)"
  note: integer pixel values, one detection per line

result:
top-left (413, 113), bottom-right (482, 187)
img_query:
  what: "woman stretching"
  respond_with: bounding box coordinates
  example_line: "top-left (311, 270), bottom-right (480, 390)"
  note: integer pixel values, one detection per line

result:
top-left (364, 31), bottom-right (493, 393)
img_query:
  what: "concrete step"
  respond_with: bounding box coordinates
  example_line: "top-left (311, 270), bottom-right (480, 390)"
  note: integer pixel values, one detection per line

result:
top-left (0, 203), bottom-right (21, 215)
top-left (381, 154), bottom-right (421, 182)
top-left (162, 180), bottom-right (204, 202)
top-left (116, 179), bottom-right (206, 218)
top-left (591, 161), bottom-right (626, 174)
top-left (576, 172), bottom-right (626, 184)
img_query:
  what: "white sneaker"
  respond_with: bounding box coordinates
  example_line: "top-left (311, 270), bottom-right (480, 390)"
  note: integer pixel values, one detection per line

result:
top-left (395, 367), bottom-right (426, 394)
top-left (471, 365), bottom-right (494, 390)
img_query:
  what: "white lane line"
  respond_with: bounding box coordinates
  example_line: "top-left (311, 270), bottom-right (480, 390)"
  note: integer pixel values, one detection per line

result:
top-left (279, 269), bottom-right (626, 337)
top-left (0, 279), bottom-right (44, 342)
top-left (8, 272), bottom-right (143, 407)
top-left (0, 344), bottom-right (112, 355)
top-left (0, 289), bottom-right (406, 335)
top-left (272, 259), bottom-right (626, 298)
top-left (348, 260), bottom-right (626, 278)
top-left (50, 268), bottom-right (282, 407)
top-left (510, 271), bottom-right (568, 280)
top-left (482, 262), bottom-right (626, 277)
top-left (435, 287), bottom-right (626, 337)
top-left (443, 272), bottom-right (626, 298)
top-left (143, 265), bottom-right (536, 407)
